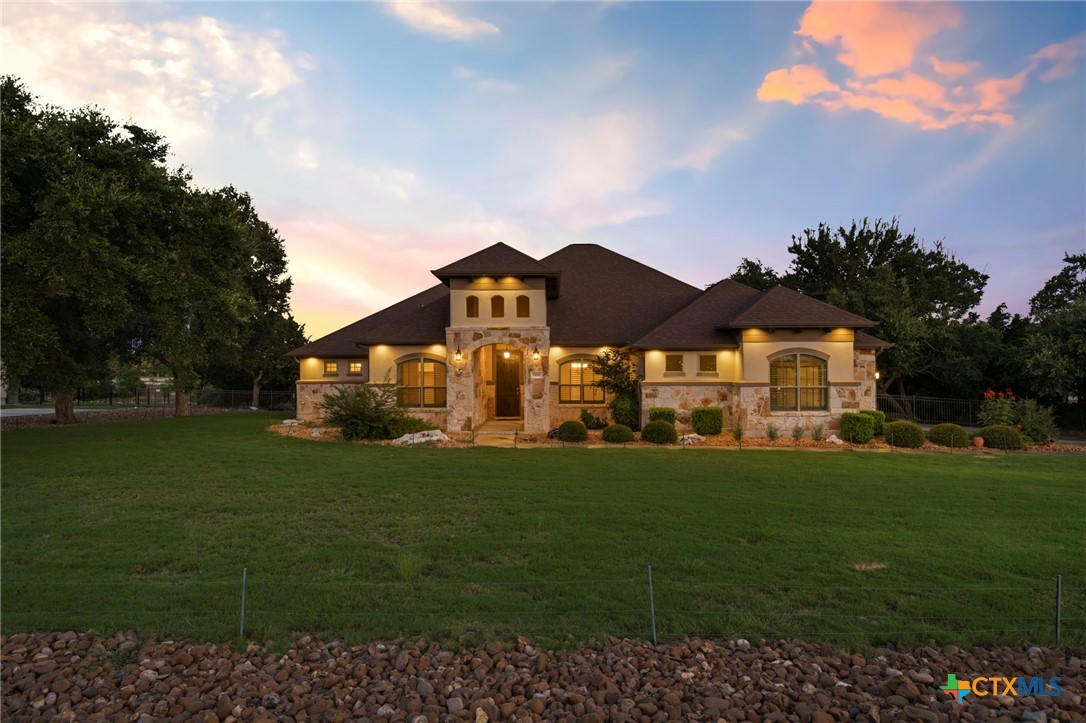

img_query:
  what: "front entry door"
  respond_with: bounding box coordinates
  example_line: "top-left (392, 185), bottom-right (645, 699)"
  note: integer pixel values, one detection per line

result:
top-left (495, 352), bottom-right (522, 418)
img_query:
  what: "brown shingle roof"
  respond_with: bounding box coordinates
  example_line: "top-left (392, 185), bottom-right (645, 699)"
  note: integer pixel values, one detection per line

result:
top-left (725, 285), bottom-right (876, 329)
top-left (855, 330), bottom-right (893, 349)
top-left (431, 241), bottom-right (557, 281)
top-left (630, 279), bottom-right (757, 349)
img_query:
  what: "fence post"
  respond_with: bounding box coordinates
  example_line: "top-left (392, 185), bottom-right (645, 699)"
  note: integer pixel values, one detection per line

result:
top-left (647, 565), bottom-right (657, 646)
top-left (240, 567), bottom-right (248, 638)
top-left (1055, 574), bottom-right (1062, 646)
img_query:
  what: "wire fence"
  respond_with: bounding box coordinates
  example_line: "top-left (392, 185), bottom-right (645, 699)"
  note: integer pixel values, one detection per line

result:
top-left (878, 393), bottom-right (1086, 431)
top-left (3, 569), bottom-right (1082, 648)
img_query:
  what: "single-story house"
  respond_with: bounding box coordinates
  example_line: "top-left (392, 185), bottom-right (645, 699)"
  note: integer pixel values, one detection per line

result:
top-left (289, 242), bottom-right (888, 435)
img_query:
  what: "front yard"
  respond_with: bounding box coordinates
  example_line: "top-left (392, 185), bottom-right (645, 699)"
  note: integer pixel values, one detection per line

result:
top-left (2, 413), bottom-right (1083, 648)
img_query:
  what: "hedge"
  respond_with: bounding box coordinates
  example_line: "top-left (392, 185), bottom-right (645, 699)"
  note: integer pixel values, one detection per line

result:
top-left (648, 407), bottom-right (676, 425)
top-left (557, 420), bottom-right (588, 443)
top-left (928, 423), bottom-right (969, 448)
top-left (859, 409), bottom-right (885, 436)
top-left (690, 406), bottom-right (723, 435)
top-left (641, 420), bottom-right (678, 445)
top-left (884, 420), bottom-right (925, 448)
top-left (601, 423), bottom-right (635, 444)
top-left (977, 424), bottom-right (1025, 450)
top-left (838, 412), bottom-right (874, 444)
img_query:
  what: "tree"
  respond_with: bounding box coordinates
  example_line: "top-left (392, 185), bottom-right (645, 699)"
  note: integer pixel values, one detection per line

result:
top-left (728, 258), bottom-right (780, 290)
top-left (1021, 254), bottom-right (1086, 403)
top-left (593, 347), bottom-right (640, 429)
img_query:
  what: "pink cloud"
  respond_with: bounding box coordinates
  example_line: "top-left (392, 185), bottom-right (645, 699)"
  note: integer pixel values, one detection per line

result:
top-left (975, 70), bottom-right (1030, 112)
top-left (757, 64), bottom-right (837, 104)
top-left (1033, 33), bottom-right (1086, 82)
top-left (930, 56), bottom-right (980, 79)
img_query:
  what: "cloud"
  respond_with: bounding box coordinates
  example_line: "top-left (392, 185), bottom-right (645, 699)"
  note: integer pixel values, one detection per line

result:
top-left (757, 3), bottom-right (1084, 131)
top-left (671, 125), bottom-right (747, 172)
top-left (291, 139), bottom-right (320, 169)
top-left (451, 66), bottom-right (518, 92)
top-left (386, 2), bottom-right (499, 40)
top-left (0, 3), bottom-right (312, 149)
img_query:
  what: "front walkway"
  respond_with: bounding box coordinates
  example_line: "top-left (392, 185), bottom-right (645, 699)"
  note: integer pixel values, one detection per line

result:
top-left (473, 419), bottom-right (524, 448)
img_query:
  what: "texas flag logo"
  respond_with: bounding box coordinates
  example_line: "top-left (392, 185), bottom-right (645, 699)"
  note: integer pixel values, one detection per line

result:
top-left (941, 674), bottom-right (971, 702)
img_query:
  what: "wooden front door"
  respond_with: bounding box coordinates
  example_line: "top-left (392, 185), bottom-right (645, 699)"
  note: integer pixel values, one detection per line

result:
top-left (495, 352), bottom-right (522, 418)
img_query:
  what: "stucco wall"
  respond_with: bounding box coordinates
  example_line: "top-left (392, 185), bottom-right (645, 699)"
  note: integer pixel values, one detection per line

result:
top-left (367, 344), bottom-right (448, 384)
top-left (297, 356), bottom-right (368, 382)
top-left (642, 349), bottom-right (740, 383)
top-left (740, 328), bottom-right (855, 382)
top-left (449, 277), bottom-right (548, 327)
top-left (546, 345), bottom-right (612, 427)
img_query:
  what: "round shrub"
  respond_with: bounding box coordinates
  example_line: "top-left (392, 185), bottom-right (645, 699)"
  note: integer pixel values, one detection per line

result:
top-left (927, 423), bottom-right (969, 448)
top-left (601, 423), bottom-right (635, 444)
top-left (838, 412), bottom-right (874, 444)
top-left (557, 420), bottom-right (588, 443)
top-left (884, 420), bottom-right (925, 448)
top-left (859, 409), bottom-right (885, 436)
top-left (977, 424), bottom-right (1024, 450)
top-left (691, 406), bottom-right (723, 435)
top-left (648, 407), bottom-right (676, 425)
top-left (641, 420), bottom-right (678, 445)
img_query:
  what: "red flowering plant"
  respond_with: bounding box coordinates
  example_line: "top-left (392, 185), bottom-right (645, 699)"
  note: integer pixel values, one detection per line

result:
top-left (979, 388), bottom-right (1016, 426)
top-left (978, 388), bottom-right (1058, 443)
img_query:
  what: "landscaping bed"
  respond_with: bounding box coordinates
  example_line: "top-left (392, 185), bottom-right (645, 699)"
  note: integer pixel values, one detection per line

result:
top-left (3, 631), bottom-right (1082, 721)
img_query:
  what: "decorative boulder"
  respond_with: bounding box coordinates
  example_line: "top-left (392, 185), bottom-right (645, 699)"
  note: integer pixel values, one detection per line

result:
top-left (390, 429), bottom-right (451, 446)
top-left (826, 434), bottom-right (845, 445)
top-left (678, 433), bottom-right (705, 446)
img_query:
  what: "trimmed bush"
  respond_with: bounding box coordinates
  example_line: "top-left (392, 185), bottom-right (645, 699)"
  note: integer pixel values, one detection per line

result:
top-left (601, 423), bottom-right (635, 444)
top-left (977, 424), bottom-right (1024, 450)
top-left (859, 409), bottom-right (885, 436)
top-left (641, 420), bottom-right (678, 445)
top-left (928, 423), bottom-right (969, 448)
top-left (580, 408), bottom-right (608, 430)
top-left (690, 406), bottom-right (723, 435)
top-left (557, 420), bottom-right (588, 443)
top-left (884, 420), bottom-right (925, 448)
top-left (838, 412), bottom-right (874, 444)
top-left (648, 407), bottom-right (676, 425)
top-left (765, 424), bottom-right (779, 440)
top-left (609, 394), bottom-right (640, 431)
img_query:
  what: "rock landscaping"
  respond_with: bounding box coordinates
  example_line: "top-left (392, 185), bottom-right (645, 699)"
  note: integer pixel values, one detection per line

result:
top-left (2, 632), bottom-right (1082, 722)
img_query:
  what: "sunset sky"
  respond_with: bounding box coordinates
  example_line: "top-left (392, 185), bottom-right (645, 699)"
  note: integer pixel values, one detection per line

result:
top-left (4, 1), bottom-right (1084, 339)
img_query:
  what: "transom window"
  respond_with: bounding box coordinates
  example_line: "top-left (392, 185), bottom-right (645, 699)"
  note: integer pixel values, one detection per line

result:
top-left (558, 359), bottom-right (605, 404)
top-left (491, 295), bottom-right (505, 318)
top-left (466, 295), bottom-right (479, 318)
top-left (770, 353), bottom-right (828, 411)
top-left (516, 295), bottom-right (530, 318)
top-left (665, 354), bottom-right (684, 373)
top-left (323, 361), bottom-right (338, 375)
top-left (348, 360), bottom-right (364, 375)
top-left (397, 358), bottom-right (447, 408)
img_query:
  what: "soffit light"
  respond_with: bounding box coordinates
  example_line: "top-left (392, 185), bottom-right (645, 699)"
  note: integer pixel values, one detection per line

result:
top-left (503, 351), bottom-right (511, 359)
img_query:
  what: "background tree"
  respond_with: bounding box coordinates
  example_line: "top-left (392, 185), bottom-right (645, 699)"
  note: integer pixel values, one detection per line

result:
top-left (593, 347), bottom-right (641, 429)
top-left (1021, 253), bottom-right (1086, 403)
top-left (728, 258), bottom-right (780, 290)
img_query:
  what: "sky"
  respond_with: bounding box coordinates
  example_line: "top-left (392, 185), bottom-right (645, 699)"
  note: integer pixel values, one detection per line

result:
top-left (3, 1), bottom-right (1085, 340)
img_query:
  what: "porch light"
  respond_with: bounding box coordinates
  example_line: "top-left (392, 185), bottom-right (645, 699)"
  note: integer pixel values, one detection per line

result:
top-left (503, 351), bottom-right (511, 359)
top-left (874, 371), bottom-right (880, 380)
top-left (454, 346), bottom-right (462, 363)
top-left (532, 346), bottom-right (540, 362)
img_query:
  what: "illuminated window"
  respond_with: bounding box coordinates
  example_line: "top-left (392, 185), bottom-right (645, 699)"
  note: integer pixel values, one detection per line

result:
top-left (770, 354), bottom-right (827, 411)
top-left (396, 358), bottom-right (447, 408)
top-left (558, 359), bottom-right (605, 405)
top-left (516, 295), bottom-right (530, 318)
top-left (665, 355), bottom-right (684, 373)
top-left (491, 295), bottom-right (505, 318)
top-left (466, 295), bottom-right (479, 318)
top-left (323, 361), bottom-right (338, 375)
top-left (348, 360), bottom-right (364, 375)
top-left (699, 355), bottom-right (717, 373)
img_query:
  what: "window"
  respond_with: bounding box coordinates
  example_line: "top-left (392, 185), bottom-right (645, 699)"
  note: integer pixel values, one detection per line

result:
top-left (558, 360), bottom-right (605, 404)
top-left (348, 360), bottom-right (364, 375)
top-left (491, 295), bottom-right (505, 318)
top-left (770, 353), bottom-right (828, 411)
top-left (466, 295), bottom-right (479, 318)
top-left (665, 354), bottom-right (684, 373)
top-left (699, 355), bottom-right (717, 373)
top-left (323, 361), bottom-right (338, 375)
top-left (516, 295), bottom-right (530, 318)
top-left (396, 358), bottom-right (447, 408)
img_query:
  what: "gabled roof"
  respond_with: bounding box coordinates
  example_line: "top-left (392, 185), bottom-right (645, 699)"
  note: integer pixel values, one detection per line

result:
top-left (431, 241), bottom-right (558, 281)
top-left (855, 330), bottom-right (893, 349)
top-left (725, 285), bottom-right (876, 329)
top-left (630, 280), bottom-right (757, 349)
top-left (540, 244), bottom-right (703, 346)
top-left (356, 288), bottom-right (450, 345)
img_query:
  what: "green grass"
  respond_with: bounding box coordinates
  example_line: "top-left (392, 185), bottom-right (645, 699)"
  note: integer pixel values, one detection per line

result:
top-left (2, 413), bottom-right (1084, 649)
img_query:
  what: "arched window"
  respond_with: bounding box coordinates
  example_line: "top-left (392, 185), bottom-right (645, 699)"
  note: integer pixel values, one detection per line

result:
top-left (396, 357), bottom-right (447, 408)
top-left (516, 295), bottom-right (530, 318)
top-left (491, 295), bottom-right (505, 318)
top-left (770, 353), bottom-right (827, 411)
top-left (466, 295), bottom-right (479, 318)
top-left (558, 359), bottom-right (605, 405)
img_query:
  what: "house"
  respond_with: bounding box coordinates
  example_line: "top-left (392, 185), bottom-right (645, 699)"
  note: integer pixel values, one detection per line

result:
top-left (289, 243), bottom-right (888, 435)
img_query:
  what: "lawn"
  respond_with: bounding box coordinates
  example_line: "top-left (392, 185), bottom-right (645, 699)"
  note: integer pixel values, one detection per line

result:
top-left (2, 412), bottom-right (1084, 649)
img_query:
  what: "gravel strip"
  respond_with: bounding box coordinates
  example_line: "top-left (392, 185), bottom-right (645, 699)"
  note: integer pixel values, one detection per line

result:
top-left (2, 632), bottom-right (1083, 722)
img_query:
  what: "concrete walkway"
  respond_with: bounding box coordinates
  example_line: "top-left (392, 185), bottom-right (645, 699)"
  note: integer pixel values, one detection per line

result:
top-left (473, 419), bottom-right (524, 448)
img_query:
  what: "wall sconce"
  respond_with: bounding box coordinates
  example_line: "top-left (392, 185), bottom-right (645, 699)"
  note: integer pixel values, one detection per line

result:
top-left (532, 346), bottom-right (540, 362)
top-left (874, 371), bottom-right (880, 380)
top-left (454, 346), bottom-right (462, 363)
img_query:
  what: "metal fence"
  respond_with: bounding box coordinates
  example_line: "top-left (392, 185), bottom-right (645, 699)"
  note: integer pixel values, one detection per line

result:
top-left (6, 388), bottom-right (296, 413)
top-left (878, 393), bottom-right (1085, 431)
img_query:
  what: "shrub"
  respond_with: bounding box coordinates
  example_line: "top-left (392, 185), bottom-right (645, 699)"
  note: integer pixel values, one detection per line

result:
top-left (979, 388), bottom-right (1016, 426)
top-left (1013, 399), bottom-right (1058, 443)
top-left (580, 408), bottom-right (608, 430)
top-left (838, 412), bottom-right (874, 444)
top-left (609, 393), bottom-right (640, 431)
top-left (691, 406), bottom-right (723, 435)
top-left (648, 407), bottom-right (676, 425)
top-left (641, 420), bottom-right (678, 445)
top-left (927, 423), bottom-right (969, 448)
top-left (601, 423), bottom-right (635, 444)
top-left (792, 425), bottom-right (805, 441)
top-left (732, 423), bottom-right (745, 444)
top-left (765, 424), bottom-right (779, 441)
top-left (391, 416), bottom-right (439, 437)
top-left (859, 409), bottom-right (885, 436)
top-left (977, 424), bottom-right (1024, 450)
top-left (884, 420), bottom-right (925, 448)
top-left (557, 420), bottom-right (588, 443)
top-left (318, 385), bottom-right (408, 441)
top-left (811, 424), bottom-right (824, 442)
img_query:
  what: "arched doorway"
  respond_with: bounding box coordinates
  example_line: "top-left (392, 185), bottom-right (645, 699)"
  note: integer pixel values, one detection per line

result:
top-left (476, 344), bottom-right (523, 421)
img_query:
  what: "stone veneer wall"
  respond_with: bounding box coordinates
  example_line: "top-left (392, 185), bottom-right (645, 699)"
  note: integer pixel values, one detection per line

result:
top-left (295, 381), bottom-right (450, 428)
top-left (641, 383), bottom-right (735, 432)
top-left (445, 327), bottom-right (551, 433)
top-left (548, 392), bottom-right (609, 427)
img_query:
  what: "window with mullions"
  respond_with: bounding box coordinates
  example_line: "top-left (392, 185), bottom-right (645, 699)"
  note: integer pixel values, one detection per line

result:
top-left (558, 360), bottom-right (605, 404)
top-left (396, 358), bottom-right (447, 408)
top-left (770, 353), bottom-right (828, 411)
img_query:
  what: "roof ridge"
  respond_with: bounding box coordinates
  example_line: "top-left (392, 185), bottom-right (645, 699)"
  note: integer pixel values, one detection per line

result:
top-left (541, 244), bottom-right (700, 292)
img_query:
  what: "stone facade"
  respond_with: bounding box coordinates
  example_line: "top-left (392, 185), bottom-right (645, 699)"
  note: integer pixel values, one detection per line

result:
top-left (641, 383), bottom-right (735, 432)
top-left (295, 381), bottom-right (450, 428)
top-left (548, 388), bottom-right (609, 427)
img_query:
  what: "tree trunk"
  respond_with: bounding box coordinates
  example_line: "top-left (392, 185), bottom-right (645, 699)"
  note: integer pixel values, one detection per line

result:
top-left (250, 370), bottom-right (265, 409)
top-left (175, 391), bottom-right (191, 417)
top-left (54, 391), bottom-right (78, 424)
